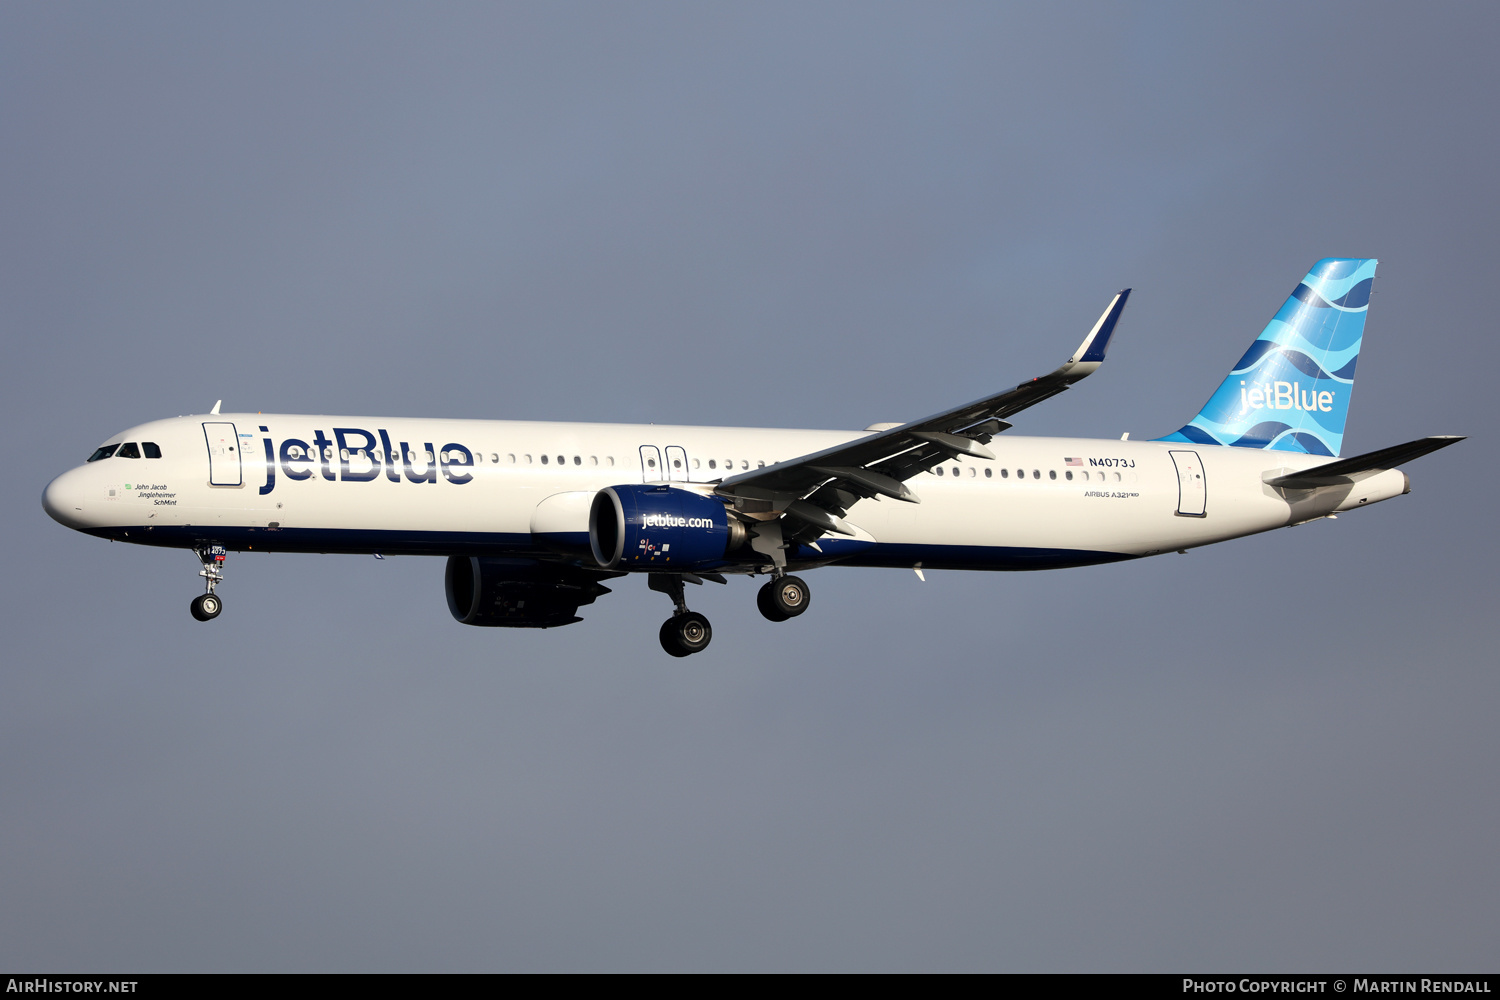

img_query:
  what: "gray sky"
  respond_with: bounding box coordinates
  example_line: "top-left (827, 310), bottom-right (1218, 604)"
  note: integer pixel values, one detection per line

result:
top-left (2, 2), bottom-right (1495, 972)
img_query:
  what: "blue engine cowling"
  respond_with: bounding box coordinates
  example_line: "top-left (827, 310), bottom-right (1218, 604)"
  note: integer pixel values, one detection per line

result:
top-left (589, 484), bottom-right (745, 570)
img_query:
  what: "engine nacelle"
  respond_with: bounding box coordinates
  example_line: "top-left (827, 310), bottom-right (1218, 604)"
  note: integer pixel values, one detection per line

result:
top-left (445, 556), bottom-right (614, 628)
top-left (589, 484), bottom-right (745, 570)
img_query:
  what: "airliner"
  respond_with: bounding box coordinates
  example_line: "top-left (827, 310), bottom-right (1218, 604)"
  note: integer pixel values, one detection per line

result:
top-left (42, 258), bottom-right (1462, 656)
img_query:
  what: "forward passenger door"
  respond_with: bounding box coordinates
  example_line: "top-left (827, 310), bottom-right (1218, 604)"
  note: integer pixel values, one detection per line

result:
top-left (203, 422), bottom-right (243, 487)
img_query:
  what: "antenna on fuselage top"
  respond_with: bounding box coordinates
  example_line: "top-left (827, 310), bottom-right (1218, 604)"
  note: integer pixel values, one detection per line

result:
top-left (210, 400), bottom-right (222, 415)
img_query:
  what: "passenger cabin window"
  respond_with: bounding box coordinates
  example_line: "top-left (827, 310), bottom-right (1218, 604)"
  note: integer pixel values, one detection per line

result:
top-left (1065, 470), bottom-right (1073, 480)
top-left (1049, 470), bottom-right (1057, 480)
top-left (142, 442), bottom-right (161, 459)
top-left (984, 468), bottom-right (992, 478)
top-left (574, 456), bottom-right (581, 466)
top-left (87, 444), bottom-right (119, 462)
top-left (541, 454), bottom-right (549, 464)
top-left (115, 443), bottom-right (141, 459)
top-left (1032, 470), bottom-right (1040, 479)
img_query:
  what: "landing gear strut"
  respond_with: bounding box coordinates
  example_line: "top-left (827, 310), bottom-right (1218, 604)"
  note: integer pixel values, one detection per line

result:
top-left (757, 574), bottom-right (810, 622)
top-left (650, 573), bottom-right (713, 657)
top-left (190, 545), bottom-right (226, 622)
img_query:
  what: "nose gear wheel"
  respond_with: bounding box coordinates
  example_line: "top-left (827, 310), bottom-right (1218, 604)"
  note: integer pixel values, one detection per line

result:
top-left (190, 593), bottom-right (222, 621)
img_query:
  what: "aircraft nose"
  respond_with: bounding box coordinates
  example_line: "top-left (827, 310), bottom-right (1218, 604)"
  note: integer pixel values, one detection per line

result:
top-left (42, 467), bottom-right (91, 528)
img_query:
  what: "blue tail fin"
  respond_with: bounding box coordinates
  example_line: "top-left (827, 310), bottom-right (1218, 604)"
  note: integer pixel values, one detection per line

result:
top-left (1157, 258), bottom-right (1376, 457)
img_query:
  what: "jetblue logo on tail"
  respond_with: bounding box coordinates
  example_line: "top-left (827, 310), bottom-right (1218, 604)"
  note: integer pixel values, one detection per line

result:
top-left (1240, 381), bottom-right (1336, 414)
top-left (1158, 258), bottom-right (1376, 457)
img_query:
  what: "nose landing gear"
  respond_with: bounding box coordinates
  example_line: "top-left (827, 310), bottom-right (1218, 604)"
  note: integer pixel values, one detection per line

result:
top-left (190, 592), bottom-right (222, 621)
top-left (190, 545), bottom-right (226, 622)
top-left (650, 573), bottom-right (714, 657)
top-left (757, 574), bottom-right (810, 622)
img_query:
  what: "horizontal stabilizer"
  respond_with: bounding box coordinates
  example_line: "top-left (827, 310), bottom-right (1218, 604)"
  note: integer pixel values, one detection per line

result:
top-left (1266, 435), bottom-right (1465, 489)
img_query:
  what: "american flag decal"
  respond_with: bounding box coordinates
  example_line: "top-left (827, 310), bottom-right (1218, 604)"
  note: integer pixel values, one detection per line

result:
top-left (1064, 457), bottom-right (1083, 466)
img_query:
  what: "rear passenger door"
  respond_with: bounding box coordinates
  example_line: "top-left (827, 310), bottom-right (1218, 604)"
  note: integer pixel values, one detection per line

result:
top-left (1169, 450), bottom-right (1206, 516)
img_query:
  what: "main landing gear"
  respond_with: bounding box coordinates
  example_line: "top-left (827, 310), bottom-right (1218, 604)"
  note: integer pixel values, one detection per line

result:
top-left (189, 545), bottom-right (226, 622)
top-left (757, 575), bottom-right (810, 622)
top-left (646, 571), bottom-right (812, 655)
top-left (659, 613), bottom-right (712, 658)
top-left (650, 574), bottom-right (713, 657)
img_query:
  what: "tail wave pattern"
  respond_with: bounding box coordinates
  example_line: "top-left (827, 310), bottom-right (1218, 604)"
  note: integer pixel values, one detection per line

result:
top-left (1157, 258), bottom-right (1377, 457)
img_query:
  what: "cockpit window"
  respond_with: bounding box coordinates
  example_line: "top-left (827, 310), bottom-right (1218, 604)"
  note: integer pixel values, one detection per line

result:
top-left (86, 444), bottom-right (119, 462)
top-left (142, 442), bottom-right (162, 458)
top-left (116, 442), bottom-right (141, 459)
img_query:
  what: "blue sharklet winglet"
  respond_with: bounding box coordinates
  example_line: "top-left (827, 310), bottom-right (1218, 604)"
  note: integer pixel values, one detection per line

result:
top-left (1072, 288), bottom-right (1131, 366)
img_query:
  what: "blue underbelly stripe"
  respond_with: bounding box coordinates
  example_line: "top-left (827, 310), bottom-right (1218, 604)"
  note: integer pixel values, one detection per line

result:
top-left (87, 524), bottom-right (1135, 571)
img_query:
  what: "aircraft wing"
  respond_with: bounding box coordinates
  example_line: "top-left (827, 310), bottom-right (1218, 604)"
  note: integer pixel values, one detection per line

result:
top-left (714, 289), bottom-right (1131, 538)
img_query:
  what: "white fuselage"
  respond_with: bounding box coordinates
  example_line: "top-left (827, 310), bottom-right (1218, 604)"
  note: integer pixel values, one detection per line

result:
top-left (42, 413), bottom-right (1407, 572)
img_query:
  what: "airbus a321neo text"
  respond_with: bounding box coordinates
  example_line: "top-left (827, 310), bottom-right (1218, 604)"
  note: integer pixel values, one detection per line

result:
top-left (44, 258), bottom-right (1462, 656)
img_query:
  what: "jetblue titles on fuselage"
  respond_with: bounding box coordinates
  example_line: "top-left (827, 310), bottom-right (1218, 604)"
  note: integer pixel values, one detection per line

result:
top-left (258, 426), bottom-right (475, 496)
